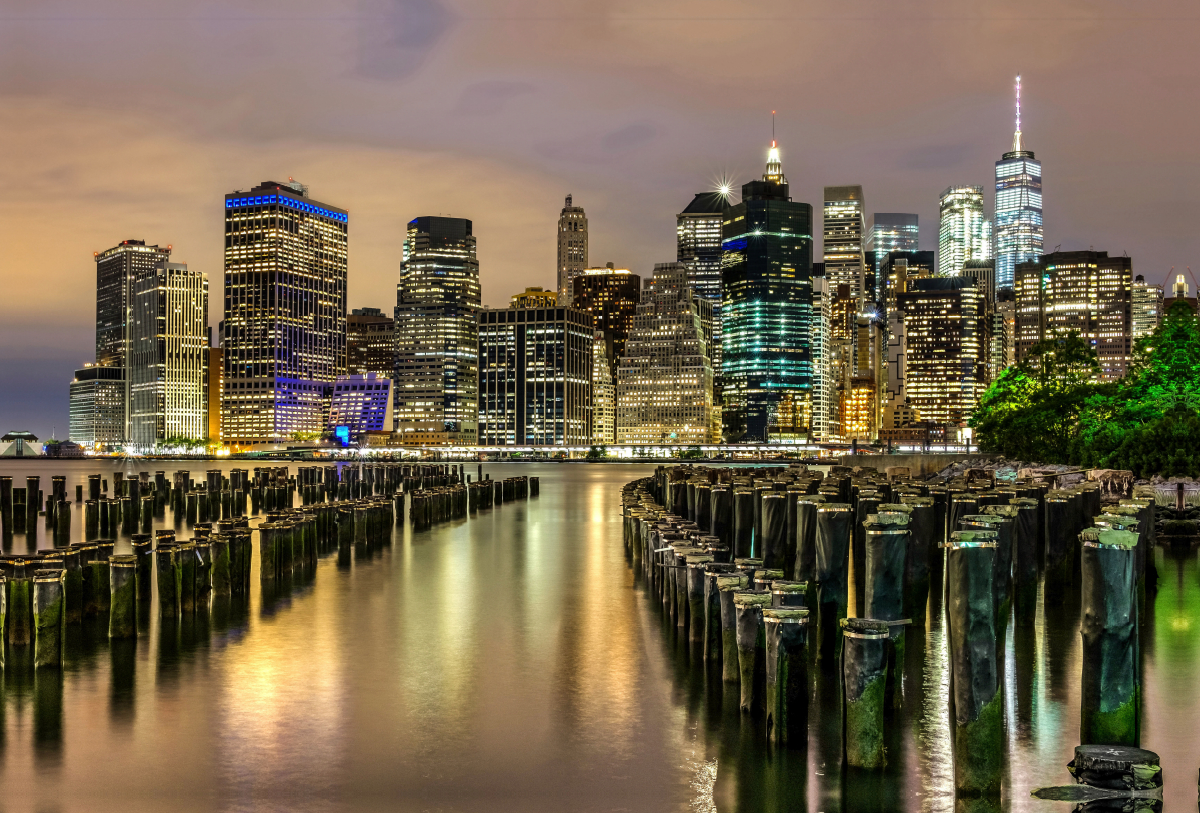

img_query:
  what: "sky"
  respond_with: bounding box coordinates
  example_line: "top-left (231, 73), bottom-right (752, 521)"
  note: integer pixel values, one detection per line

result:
top-left (1, 0), bottom-right (1198, 439)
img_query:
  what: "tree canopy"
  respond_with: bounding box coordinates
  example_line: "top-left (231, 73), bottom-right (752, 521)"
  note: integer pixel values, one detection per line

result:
top-left (971, 298), bottom-right (1200, 477)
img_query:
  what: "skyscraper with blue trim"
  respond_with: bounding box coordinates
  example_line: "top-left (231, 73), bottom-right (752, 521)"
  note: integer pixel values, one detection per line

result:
top-left (994, 76), bottom-right (1043, 292)
top-left (720, 141), bottom-right (814, 442)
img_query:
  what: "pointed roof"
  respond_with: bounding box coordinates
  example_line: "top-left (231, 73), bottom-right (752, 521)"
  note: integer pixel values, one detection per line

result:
top-left (680, 191), bottom-right (732, 216)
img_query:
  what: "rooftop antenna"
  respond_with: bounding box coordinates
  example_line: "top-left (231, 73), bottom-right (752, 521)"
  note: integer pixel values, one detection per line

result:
top-left (772, 110), bottom-right (775, 145)
top-left (1013, 75), bottom-right (1023, 153)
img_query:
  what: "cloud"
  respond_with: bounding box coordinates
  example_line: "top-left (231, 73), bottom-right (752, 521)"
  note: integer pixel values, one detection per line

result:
top-left (451, 80), bottom-right (535, 116)
top-left (356, 0), bottom-right (455, 80)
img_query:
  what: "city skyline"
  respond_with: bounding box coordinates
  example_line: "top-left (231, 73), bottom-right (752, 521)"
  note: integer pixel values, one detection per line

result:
top-left (4, 3), bottom-right (1197, 437)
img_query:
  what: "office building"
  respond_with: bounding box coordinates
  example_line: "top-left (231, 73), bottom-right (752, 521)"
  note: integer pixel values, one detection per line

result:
top-left (127, 261), bottom-right (209, 448)
top-left (897, 277), bottom-right (988, 426)
top-left (962, 259), bottom-right (997, 306)
top-left (557, 195), bottom-right (588, 300)
top-left (866, 214), bottom-right (919, 277)
top-left (938, 186), bottom-right (989, 276)
top-left (394, 216), bottom-right (480, 445)
top-left (1131, 275), bottom-right (1164, 339)
top-left (880, 250), bottom-right (936, 315)
top-left (994, 76), bottom-right (1043, 291)
top-left (1014, 250), bottom-right (1133, 380)
top-left (511, 287), bottom-right (558, 308)
top-left (678, 191), bottom-right (731, 376)
top-left (838, 312), bottom-right (886, 443)
top-left (327, 373), bottom-right (394, 438)
top-left (823, 186), bottom-right (868, 300)
top-left (222, 180), bottom-right (348, 444)
top-left (616, 263), bottom-right (717, 445)
top-left (810, 277), bottom-right (834, 441)
top-left (69, 364), bottom-right (125, 448)
top-left (477, 305), bottom-right (594, 446)
top-left (570, 264), bottom-right (641, 379)
top-left (206, 347), bottom-right (222, 443)
top-left (95, 240), bottom-right (173, 368)
top-left (592, 332), bottom-right (615, 445)
top-left (991, 289), bottom-right (1016, 381)
top-left (721, 140), bottom-right (814, 441)
top-left (347, 308), bottom-right (395, 377)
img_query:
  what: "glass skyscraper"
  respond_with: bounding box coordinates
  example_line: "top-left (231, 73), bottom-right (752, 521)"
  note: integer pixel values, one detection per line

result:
top-left (721, 141), bottom-right (814, 442)
top-left (221, 180), bottom-right (348, 445)
top-left (394, 216), bottom-right (481, 445)
top-left (994, 77), bottom-right (1043, 291)
top-left (937, 186), bottom-right (989, 277)
top-left (866, 213), bottom-right (919, 278)
top-left (823, 186), bottom-right (867, 300)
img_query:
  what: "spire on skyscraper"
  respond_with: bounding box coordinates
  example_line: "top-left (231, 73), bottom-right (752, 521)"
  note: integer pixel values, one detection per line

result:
top-left (1012, 75), bottom-right (1023, 153)
top-left (764, 112), bottom-right (786, 183)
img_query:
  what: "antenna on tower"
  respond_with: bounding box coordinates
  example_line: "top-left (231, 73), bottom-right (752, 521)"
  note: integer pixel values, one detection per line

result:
top-left (771, 110), bottom-right (776, 145)
top-left (1013, 75), bottom-right (1023, 152)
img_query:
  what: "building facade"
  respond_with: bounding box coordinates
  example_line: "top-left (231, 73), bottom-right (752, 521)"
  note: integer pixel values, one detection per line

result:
top-left (570, 265), bottom-right (641, 379)
top-left (221, 180), bottom-right (348, 444)
top-left (206, 347), bottom-right (222, 442)
top-left (721, 141), bottom-right (814, 441)
top-left (616, 263), bottom-right (717, 445)
top-left (592, 332), bottom-right (615, 445)
top-left (937, 186), bottom-right (990, 277)
top-left (512, 287), bottom-right (558, 308)
top-left (678, 191), bottom-right (731, 378)
top-left (880, 250), bottom-right (936, 315)
top-left (128, 261), bottom-right (209, 448)
top-left (326, 373), bottom-right (394, 437)
top-left (823, 186), bottom-right (868, 300)
top-left (1014, 250), bottom-right (1134, 380)
top-left (347, 308), bottom-right (395, 377)
top-left (95, 240), bottom-right (173, 368)
top-left (69, 365), bottom-right (125, 448)
top-left (810, 276), bottom-right (834, 441)
top-left (994, 77), bottom-right (1043, 291)
top-left (394, 216), bottom-right (481, 445)
top-left (897, 277), bottom-right (987, 427)
top-left (556, 195), bottom-right (588, 300)
top-left (866, 214), bottom-right (919, 278)
top-left (477, 305), bottom-right (594, 445)
top-left (1132, 275), bottom-right (1164, 339)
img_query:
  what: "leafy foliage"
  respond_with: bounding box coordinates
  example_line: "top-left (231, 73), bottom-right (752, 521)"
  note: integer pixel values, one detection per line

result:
top-left (971, 299), bottom-right (1200, 476)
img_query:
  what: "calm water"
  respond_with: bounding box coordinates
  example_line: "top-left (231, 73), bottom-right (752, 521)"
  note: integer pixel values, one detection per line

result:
top-left (0, 460), bottom-right (1197, 812)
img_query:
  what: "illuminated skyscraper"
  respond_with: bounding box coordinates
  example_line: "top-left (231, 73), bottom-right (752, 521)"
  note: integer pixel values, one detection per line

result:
top-left (937, 186), bottom-right (989, 277)
top-left (721, 140), bottom-right (814, 441)
top-left (897, 277), bottom-right (987, 427)
top-left (994, 76), bottom-right (1043, 291)
top-left (128, 261), bottom-right (209, 448)
top-left (823, 186), bottom-right (868, 300)
top-left (880, 250), bottom-right (936, 315)
top-left (221, 180), bottom-right (348, 444)
top-left (678, 191), bottom-right (731, 377)
top-left (592, 332), bottom-right (615, 445)
top-left (866, 214), bottom-right (919, 278)
top-left (69, 364), bottom-right (125, 449)
top-left (395, 216), bottom-right (480, 445)
top-left (571, 264), bottom-right (641, 379)
top-left (810, 276), bottom-right (834, 441)
top-left (616, 263), bottom-right (717, 444)
top-left (556, 195), bottom-right (588, 300)
top-left (1131, 275), bottom-right (1164, 339)
top-left (477, 304), bottom-right (593, 446)
top-left (95, 240), bottom-right (172, 368)
top-left (347, 308), bottom-right (395, 377)
top-left (1014, 250), bottom-right (1133, 380)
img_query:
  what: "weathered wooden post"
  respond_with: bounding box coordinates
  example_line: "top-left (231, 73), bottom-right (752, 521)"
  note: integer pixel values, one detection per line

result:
top-left (108, 555), bottom-right (137, 639)
top-left (841, 617), bottom-right (890, 769)
top-left (718, 574), bottom-right (750, 683)
top-left (814, 503), bottom-right (852, 659)
top-left (1079, 528), bottom-right (1139, 746)
top-left (764, 607), bottom-right (809, 746)
top-left (33, 570), bottom-right (65, 668)
top-left (734, 590), bottom-right (772, 712)
top-left (155, 543), bottom-right (180, 618)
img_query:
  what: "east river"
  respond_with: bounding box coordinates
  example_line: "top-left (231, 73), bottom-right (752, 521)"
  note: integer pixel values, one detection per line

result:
top-left (0, 460), bottom-right (1198, 812)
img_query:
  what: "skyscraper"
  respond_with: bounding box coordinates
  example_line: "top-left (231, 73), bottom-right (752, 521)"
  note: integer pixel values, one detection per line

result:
top-left (897, 277), bottom-right (988, 427)
top-left (1014, 250), bottom-right (1133, 380)
top-left (511, 287), bottom-right (558, 308)
top-left (557, 195), bottom-right (588, 300)
top-left (69, 364), bottom-right (125, 449)
top-left (326, 373), bottom-right (394, 437)
top-left (347, 308), bottom-right (395, 377)
top-left (866, 214), bottom-right (919, 277)
top-left (127, 260), bottom-right (208, 448)
top-left (937, 186), bottom-right (989, 277)
top-left (477, 304), bottom-right (593, 446)
top-left (221, 180), bottom-right (348, 444)
top-left (1132, 275), bottom-right (1164, 339)
top-left (880, 250), bottom-right (936, 315)
top-left (721, 140), bottom-right (814, 441)
top-left (678, 191), bottom-right (731, 379)
top-left (810, 277), bottom-right (834, 441)
top-left (592, 331), bottom-right (615, 445)
top-left (823, 186), bottom-right (868, 300)
top-left (95, 240), bottom-right (172, 368)
top-left (616, 263), bottom-right (717, 445)
top-left (570, 264), bottom-right (641, 379)
top-left (394, 216), bottom-right (480, 445)
top-left (994, 76), bottom-right (1043, 291)
top-left (962, 258), bottom-right (997, 305)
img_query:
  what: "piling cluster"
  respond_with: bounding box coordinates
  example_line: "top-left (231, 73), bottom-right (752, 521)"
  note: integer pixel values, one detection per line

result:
top-left (0, 463), bottom-right (539, 672)
top-left (621, 462), bottom-right (1153, 802)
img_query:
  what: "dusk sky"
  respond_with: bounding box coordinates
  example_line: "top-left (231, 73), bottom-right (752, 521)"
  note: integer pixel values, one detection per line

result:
top-left (2, 0), bottom-right (1197, 438)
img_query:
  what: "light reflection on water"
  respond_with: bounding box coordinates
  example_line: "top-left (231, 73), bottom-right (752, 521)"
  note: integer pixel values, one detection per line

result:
top-left (0, 461), bottom-right (1197, 811)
